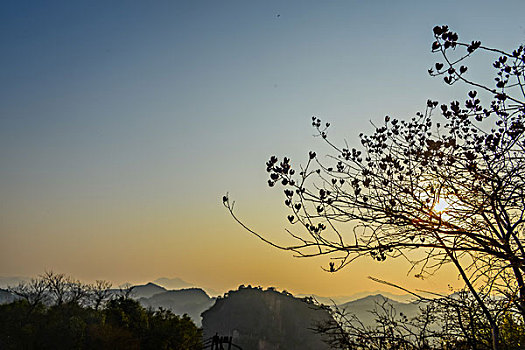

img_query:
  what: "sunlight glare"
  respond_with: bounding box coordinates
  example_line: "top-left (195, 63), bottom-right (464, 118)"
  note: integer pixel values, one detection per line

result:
top-left (433, 197), bottom-right (450, 214)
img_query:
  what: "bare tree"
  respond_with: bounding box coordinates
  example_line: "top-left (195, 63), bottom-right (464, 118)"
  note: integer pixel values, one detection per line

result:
top-left (118, 282), bottom-right (135, 299)
top-left (41, 271), bottom-right (70, 306)
top-left (67, 278), bottom-right (89, 306)
top-left (8, 273), bottom-right (114, 310)
top-left (88, 280), bottom-right (113, 310)
top-left (9, 278), bottom-right (49, 312)
top-left (225, 26), bottom-right (525, 350)
top-left (316, 280), bottom-right (522, 350)
top-left (39, 271), bottom-right (90, 306)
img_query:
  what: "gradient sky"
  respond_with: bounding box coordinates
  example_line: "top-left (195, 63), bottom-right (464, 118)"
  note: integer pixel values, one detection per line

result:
top-left (1, 0), bottom-right (524, 297)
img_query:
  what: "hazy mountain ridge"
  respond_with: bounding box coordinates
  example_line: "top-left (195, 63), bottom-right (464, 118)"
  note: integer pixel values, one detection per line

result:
top-left (299, 290), bottom-right (415, 306)
top-left (0, 289), bottom-right (19, 304)
top-left (130, 282), bottom-right (168, 299)
top-left (338, 294), bottom-right (423, 328)
top-left (0, 275), bottom-right (421, 330)
top-left (138, 287), bottom-right (214, 326)
top-left (0, 276), bottom-right (30, 289)
top-left (153, 277), bottom-right (219, 297)
top-left (153, 277), bottom-right (193, 290)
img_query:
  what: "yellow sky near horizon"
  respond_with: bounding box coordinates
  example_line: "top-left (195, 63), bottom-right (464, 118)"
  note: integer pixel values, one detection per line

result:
top-left (1, 195), bottom-right (465, 297)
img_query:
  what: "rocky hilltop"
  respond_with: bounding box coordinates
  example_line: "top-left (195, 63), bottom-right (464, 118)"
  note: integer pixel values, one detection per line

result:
top-left (202, 286), bottom-right (332, 350)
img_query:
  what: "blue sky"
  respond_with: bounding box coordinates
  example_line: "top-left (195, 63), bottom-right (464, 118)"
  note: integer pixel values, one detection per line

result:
top-left (1, 0), bottom-right (524, 295)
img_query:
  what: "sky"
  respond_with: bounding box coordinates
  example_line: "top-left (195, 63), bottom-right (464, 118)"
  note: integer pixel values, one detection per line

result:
top-left (1, 0), bottom-right (525, 297)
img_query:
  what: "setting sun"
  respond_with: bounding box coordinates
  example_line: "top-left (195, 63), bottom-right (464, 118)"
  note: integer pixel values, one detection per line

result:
top-left (433, 197), bottom-right (451, 214)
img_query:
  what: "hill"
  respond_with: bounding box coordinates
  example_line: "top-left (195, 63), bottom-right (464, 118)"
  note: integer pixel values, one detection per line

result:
top-left (130, 282), bottom-right (167, 299)
top-left (0, 289), bottom-right (18, 304)
top-left (139, 288), bottom-right (214, 326)
top-left (338, 294), bottom-right (422, 327)
top-left (0, 276), bottom-right (30, 289)
top-left (153, 276), bottom-right (219, 296)
top-left (202, 286), bottom-right (333, 350)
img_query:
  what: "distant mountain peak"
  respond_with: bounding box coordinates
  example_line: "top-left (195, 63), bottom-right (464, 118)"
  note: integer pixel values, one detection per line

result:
top-left (131, 282), bottom-right (167, 299)
top-left (154, 277), bottom-right (193, 289)
top-left (133, 282), bottom-right (165, 289)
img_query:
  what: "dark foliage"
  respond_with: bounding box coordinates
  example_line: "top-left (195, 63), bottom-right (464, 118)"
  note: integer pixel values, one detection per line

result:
top-left (0, 273), bottom-right (202, 350)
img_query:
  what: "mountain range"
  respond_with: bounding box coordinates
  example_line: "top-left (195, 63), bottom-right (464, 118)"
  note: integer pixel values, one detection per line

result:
top-left (128, 283), bottom-right (423, 329)
top-left (0, 276), bottom-right (422, 328)
top-left (298, 289), bottom-right (415, 306)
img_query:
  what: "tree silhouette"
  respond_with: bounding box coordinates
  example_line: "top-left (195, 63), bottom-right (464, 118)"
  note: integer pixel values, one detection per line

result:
top-left (88, 280), bottom-right (113, 310)
top-left (316, 286), bottom-right (525, 350)
top-left (225, 25), bottom-right (525, 350)
top-left (2, 272), bottom-right (202, 350)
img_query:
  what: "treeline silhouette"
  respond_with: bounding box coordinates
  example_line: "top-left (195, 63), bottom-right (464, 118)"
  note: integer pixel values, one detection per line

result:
top-left (0, 272), bottom-right (202, 350)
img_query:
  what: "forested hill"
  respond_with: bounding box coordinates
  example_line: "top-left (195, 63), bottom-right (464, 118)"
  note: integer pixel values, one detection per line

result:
top-left (202, 286), bottom-right (333, 350)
